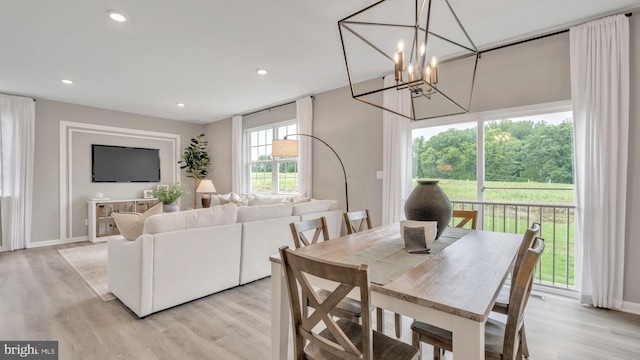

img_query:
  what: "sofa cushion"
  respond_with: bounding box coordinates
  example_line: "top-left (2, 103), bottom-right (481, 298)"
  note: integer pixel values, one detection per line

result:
top-left (250, 194), bottom-right (287, 206)
top-left (143, 203), bottom-right (238, 234)
top-left (237, 203), bottom-right (293, 223)
top-left (292, 199), bottom-right (338, 216)
top-left (111, 202), bottom-right (163, 240)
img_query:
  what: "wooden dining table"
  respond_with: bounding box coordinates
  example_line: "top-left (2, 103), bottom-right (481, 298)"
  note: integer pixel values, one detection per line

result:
top-left (269, 223), bottom-right (522, 360)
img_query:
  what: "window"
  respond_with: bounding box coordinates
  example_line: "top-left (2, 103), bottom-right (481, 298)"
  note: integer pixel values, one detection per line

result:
top-left (411, 107), bottom-right (574, 204)
top-left (410, 103), bottom-right (576, 288)
top-left (246, 121), bottom-right (299, 194)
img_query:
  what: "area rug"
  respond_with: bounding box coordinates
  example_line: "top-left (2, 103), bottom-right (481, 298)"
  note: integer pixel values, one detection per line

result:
top-left (58, 243), bottom-right (115, 301)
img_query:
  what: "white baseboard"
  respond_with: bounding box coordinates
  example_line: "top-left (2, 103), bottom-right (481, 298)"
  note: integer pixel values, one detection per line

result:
top-left (27, 236), bottom-right (89, 248)
top-left (621, 301), bottom-right (640, 316)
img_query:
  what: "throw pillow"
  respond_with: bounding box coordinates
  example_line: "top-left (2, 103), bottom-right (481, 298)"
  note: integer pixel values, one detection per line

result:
top-left (229, 192), bottom-right (250, 206)
top-left (111, 202), bottom-right (163, 240)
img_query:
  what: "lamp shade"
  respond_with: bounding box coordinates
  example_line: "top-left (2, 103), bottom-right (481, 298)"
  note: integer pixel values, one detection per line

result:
top-left (272, 139), bottom-right (299, 157)
top-left (196, 179), bottom-right (216, 193)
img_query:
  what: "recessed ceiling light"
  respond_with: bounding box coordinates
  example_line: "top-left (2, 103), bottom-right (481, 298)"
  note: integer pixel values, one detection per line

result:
top-left (61, 79), bottom-right (73, 84)
top-left (107, 10), bottom-right (127, 22)
top-left (176, 103), bottom-right (185, 107)
top-left (256, 69), bottom-right (268, 75)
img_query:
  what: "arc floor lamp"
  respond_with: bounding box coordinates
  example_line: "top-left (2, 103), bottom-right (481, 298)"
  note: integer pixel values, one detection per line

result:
top-left (272, 134), bottom-right (349, 212)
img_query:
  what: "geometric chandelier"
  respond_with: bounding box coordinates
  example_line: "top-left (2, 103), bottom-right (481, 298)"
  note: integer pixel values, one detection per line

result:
top-left (338, 0), bottom-right (479, 120)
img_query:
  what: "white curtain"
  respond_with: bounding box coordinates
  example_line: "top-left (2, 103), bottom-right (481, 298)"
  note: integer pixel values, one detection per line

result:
top-left (0, 94), bottom-right (35, 251)
top-left (570, 14), bottom-right (629, 309)
top-left (381, 75), bottom-right (412, 225)
top-left (296, 96), bottom-right (313, 197)
top-left (231, 115), bottom-right (244, 193)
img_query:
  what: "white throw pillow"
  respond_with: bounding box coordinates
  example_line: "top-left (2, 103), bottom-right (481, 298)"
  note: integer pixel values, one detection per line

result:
top-left (143, 203), bottom-right (238, 234)
top-left (111, 202), bottom-right (163, 240)
top-left (217, 193), bottom-right (231, 205)
top-left (236, 203), bottom-right (293, 223)
top-left (291, 199), bottom-right (338, 216)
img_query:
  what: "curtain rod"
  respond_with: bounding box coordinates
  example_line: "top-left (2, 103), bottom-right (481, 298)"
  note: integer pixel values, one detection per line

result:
top-left (0, 91), bottom-right (36, 101)
top-left (241, 96), bottom-right (315, 117)
top-left (480, 12), bottom-right (633, 55)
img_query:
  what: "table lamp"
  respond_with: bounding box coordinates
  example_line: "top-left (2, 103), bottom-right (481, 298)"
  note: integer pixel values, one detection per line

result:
top-left (196, 179), bottom-right (217, 208)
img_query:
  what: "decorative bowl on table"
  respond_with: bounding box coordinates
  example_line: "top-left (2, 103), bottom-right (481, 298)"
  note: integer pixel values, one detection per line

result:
top-left (400, 220), bottom-right (438, 253)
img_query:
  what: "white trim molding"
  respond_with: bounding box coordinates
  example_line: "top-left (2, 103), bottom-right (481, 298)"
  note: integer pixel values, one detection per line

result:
top-left (58, 121), bottom-right (180, 242)
top-left (27, 237), bottom-right (88, 249)
top-left (621, 301), bottom-right (640, 316)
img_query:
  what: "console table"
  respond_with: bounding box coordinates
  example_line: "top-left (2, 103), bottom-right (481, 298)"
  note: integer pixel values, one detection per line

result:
top-left (87, 198), bottom-right (159, 242)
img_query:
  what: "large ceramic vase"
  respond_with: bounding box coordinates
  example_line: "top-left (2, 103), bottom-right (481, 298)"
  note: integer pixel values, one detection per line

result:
top-left (404, 179), bottom-right (452, 239)
top-left (163, 202), bottom-right (179, 213)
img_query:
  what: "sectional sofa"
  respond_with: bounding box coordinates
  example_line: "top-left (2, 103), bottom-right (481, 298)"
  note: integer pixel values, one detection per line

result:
top-left (108, 199), bottom-right (342, 317)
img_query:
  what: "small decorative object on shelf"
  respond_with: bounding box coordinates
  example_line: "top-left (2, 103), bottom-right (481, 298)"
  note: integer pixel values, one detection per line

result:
top-left (143, 189), bottom-right (154, 199)
top-left (404, 179), bottom-right (452, 239)
top-left (152, 183), bottom-right (188, 213)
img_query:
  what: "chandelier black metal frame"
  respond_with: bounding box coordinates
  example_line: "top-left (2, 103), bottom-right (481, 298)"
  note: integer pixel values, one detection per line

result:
top-left (338, 0), bottom-right (479, 121)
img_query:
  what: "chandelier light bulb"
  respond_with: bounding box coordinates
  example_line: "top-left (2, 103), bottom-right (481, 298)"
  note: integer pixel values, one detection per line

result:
top-left (431, 56), bottom-right (437, 68)
top-left (397, 40), bottom-right (404, 52)
top-left (420, 43), bottom-right (426, 56)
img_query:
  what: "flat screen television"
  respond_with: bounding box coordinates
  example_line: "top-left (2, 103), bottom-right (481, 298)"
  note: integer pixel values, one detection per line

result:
top-left (92, 144), bottom-right (161, 183)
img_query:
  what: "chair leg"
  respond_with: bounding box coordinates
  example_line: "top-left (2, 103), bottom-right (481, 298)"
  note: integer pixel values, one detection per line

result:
top-left (521, 323), bottom-right (529, 358)
top-left (433, 346), bottom-right (441, 360)
top-left (394, 313), bottom-right (402, 338)
top-left (376, 307), bottom-right (385, 333)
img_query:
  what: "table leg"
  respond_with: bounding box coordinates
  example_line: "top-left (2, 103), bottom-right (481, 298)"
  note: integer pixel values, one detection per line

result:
top-left (451, 316), bottom-right (485, 360)
top-left (271, 261), bottom-right (290, 360)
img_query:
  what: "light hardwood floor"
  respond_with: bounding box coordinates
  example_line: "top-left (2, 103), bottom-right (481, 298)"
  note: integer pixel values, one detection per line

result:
top-left (1, 243), bottom-right (639, 360)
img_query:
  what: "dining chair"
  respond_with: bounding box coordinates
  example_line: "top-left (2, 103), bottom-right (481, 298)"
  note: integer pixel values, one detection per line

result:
top-left (491, 222), bottom-right (541, 358)
top-left (290, 217), bottom-right (330, 249)
top-left (344, 209), bottom-right (373, 234)
top-left (290, 217), bottom-right (362, 323)
top-left (451, 209), bottom-right (478, 229)
top-left (279, 245), bottom-right (420, 360)
top-left (344, 209), bottom-right (403, 338)
top-left (411, 237), bottom-right (545, 360)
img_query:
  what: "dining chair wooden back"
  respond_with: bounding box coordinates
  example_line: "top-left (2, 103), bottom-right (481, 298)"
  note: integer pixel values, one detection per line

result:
top-left (290, 216), bottom-right (361, 323)
top-left (491, 222), bottom-right (541, 358)
top-left (503, 237), bottom-right (545, 359)
top-left (344, 209), bottom-right (404, 338)
top-left (513, 222), bottom-right (541, 282)
top-left (279, 246), bottom-right (419, 360)
top-left (289, 217), bottom-right (329, 249)
top-left (410, 237), bottom-right (545, 360)
top-left (344, 210), bottom-right (373, 234)
top-left (451, 210), bottom-right (478, 229)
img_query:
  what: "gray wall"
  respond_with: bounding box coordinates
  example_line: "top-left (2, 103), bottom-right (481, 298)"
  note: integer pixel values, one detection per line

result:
top-left (203, 23), bottom-right (640, 305)
top-left (32, 99), bottom-right (203, 243)
top-left (70, 134), bottom-right (175, 237)
top-left (204, 118), bottom-right (233, 194)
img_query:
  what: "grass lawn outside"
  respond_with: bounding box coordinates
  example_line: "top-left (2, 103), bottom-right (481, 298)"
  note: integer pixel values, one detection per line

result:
top-left (438, 179), bottom-right (577, 287)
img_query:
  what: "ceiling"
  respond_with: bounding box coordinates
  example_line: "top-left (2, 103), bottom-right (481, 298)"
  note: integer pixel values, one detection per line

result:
top-left (0, 0), bottom-right (637, 124)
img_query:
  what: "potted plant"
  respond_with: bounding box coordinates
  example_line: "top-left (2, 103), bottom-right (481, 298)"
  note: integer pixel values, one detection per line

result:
top-left (152, 183), bottom-right (188, 212)
top-left (179, 133), bottom-right (211, 208)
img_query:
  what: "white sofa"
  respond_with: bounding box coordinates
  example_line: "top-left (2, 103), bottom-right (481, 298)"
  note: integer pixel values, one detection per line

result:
top-left (108, 200), bottom-right (342, 317)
